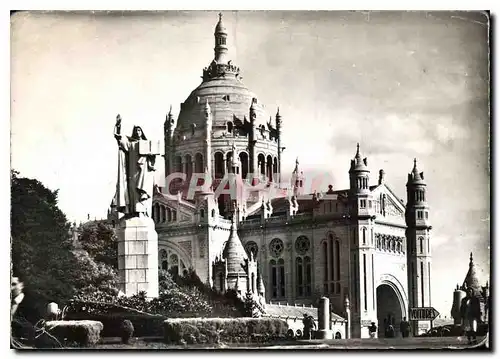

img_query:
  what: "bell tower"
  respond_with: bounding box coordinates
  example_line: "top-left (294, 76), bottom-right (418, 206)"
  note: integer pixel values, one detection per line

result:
top-left (405, 159), bottom-right (432, 335)
top-left (348, 143), bottom-right (376, 338)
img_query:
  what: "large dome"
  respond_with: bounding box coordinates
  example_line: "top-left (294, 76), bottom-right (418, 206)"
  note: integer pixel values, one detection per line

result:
top-left (176, 76), bottom-right (270, 130)
top-left (165, 14), bottom-right (281, 191)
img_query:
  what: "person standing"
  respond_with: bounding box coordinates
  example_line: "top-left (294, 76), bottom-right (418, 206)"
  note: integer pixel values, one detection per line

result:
top-left (368, 322), bottom-right (377, 338)
top-left (460, 287), bottom-right (481, 344)
top-left (400, 317), bottom-right (411, 338)
top-left (302, 314), bottom-right (316, 340)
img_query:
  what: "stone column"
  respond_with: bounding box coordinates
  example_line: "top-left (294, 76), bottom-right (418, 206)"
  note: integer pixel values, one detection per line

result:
top-left (345, 295), bottom-right (351, 339)
top-left (117, 216), bottom-right (159, 298)
top-left (317, 297), bottom-right (333, 339)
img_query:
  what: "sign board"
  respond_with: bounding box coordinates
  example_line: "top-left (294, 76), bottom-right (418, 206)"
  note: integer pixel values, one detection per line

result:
top-left (409, 307), bottom-right (440, 321)
top-left (361, 320), bottom-right (372, 326)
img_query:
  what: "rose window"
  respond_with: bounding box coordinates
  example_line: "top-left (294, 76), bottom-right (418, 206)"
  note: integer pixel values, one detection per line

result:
top-left (269, 238), bottom-right (284, 258)
top-left (295, 236), bottom-right (310, 255)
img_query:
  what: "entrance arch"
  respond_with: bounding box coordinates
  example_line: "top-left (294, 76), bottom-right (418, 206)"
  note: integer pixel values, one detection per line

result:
top-left (376, 283), bottom-right (405, 338)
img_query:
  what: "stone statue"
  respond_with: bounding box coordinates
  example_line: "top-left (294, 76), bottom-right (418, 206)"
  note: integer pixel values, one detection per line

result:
top-left (113, 115), bottom-right (159, 217)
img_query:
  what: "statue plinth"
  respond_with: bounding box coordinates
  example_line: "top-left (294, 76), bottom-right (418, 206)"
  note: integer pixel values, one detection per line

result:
top-left (117, 216), bottom-right (159, 298)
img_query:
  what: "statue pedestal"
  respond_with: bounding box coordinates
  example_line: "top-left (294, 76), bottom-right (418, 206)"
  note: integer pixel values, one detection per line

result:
top-left (117, 216), bottom-right (159, 298)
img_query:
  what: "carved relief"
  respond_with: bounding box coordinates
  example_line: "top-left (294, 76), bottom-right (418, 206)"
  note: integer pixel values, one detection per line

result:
top-left (384, 198), bottom-right (404, 219)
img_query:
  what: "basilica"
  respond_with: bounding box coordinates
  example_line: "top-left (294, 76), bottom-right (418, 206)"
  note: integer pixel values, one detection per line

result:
top-left (118, 14), bottom-right (433, 338)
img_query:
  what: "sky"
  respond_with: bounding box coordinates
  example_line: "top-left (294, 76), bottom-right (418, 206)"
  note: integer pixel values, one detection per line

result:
top-left (10, 10), bottom-right (490, 316)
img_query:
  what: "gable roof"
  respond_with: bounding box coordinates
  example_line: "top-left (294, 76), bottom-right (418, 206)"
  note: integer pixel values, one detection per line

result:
top-left (263, 304), bottom-right (346, 322)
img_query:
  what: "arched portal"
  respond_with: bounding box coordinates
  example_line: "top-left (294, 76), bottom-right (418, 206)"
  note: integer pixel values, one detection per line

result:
top-left (376, 283), bottom-right (405, 338)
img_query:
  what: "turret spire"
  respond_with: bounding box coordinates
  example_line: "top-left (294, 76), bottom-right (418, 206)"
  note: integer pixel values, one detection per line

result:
top-left (408, 158), bottom-right (425, 184)
top-left (214, 13), bottom-right (228, 63)
top-left (462, 252), bottom-right (480, 296)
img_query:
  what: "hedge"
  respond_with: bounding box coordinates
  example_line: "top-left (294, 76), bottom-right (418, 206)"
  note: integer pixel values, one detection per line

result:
top-left (44, 320), bottom-right (103, 347)
top-left (65, 312), bottom-right (165, 338)
top-left (164, 317), bottom-right (289, 345)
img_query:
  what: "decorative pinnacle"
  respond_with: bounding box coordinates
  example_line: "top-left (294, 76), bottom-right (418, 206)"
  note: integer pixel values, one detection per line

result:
top-left (168, 105), bottom-right (172, 116)
top-left (470, 252), bottom-right (474, 264)
top-left (276, 107), bottom-right (280, 116)
top-left (218, 12), bottom-right (222, 21)
top-left (355, 143), bottom-right (360, 157)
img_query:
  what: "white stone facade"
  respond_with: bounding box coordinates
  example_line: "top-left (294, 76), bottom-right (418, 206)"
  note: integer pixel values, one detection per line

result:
top-left (115, 15), bottom-right (434, 338)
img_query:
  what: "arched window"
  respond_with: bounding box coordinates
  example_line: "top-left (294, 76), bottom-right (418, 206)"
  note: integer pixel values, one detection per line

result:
top-left (251, 272), bottom-right (255, 293)
top-left (270, 258), bottom-right (286, 298)
top-left (160, 206), bottom-right (166, 223)
top-left (200, 208), bottom-right (205, 219)
top-left (322, 241), bottom-right (328, 293)
top-left (278, 258), bottom-right (285, 297)
top-left (153, 203), bottom-right (160, 223)
top-left (227, 121), bottom-right (233, 133)
top-left (270, 259), bottom-right (277, 298)
top-left (419, 237), bottom-right (424, 253)
top-left (335, 240), bottom-right (340, 281)
top-left (191, 123), bottom-right (196, 136)
top-left (159, 249), bottom-right (168, 270)
top-left (172, 210), bottom-right (177, 221)
top-left (245, 241), bottom-right (259, 258)
top-left (362, 227), bottom-right (367, 245)
top-left (239, 152), bottom-right (249, 180)
top-left (175, 156), bottom-right (183, 173)
top-left (295, 236), bottom-right (311, 297)
top-left (296, 257), bottom-right (303, 296)
top-left (330, 235), bottom-right (335, 282)
top-left (304, 256), bottom-right (312, 296)
top-left (184, 154), bottom-right (193, 179)
top-left (167, 208), bottom-right (172, 222)
top-left (214, 152), bottom-right (225, 179)
top-left (258, 154), bottom-right (265, 176)
top-left (273, 157), bottom-right (278, 181)
top-left (169, 254), bottom-right (179, 277)
top-left (324, 234), bottom-right (340, 294)
top-left (194, 153), bottom-right (204, 173)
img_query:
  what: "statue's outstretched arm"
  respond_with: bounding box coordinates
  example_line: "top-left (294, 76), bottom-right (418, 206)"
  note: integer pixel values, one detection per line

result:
top-left (114, 114), bottom-right (130, 151)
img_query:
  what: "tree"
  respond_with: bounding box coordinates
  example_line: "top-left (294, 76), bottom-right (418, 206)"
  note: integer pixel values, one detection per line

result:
top-left (78, 221), bottom-right (118, 269)
top-left (11, 170), bottom-right (77, 304)
top-left (10, 170), bottom-right (119, 321)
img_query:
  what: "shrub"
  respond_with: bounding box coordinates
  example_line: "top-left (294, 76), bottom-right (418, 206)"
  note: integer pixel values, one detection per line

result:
top-left (65, 311), bottom-right (165, 337)
top-left (44, 320), bottom-right (103, 347)
top-left (164, 317), bottom-right (288, 345)
top-left (120, 320), bottom-right (134, 344)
